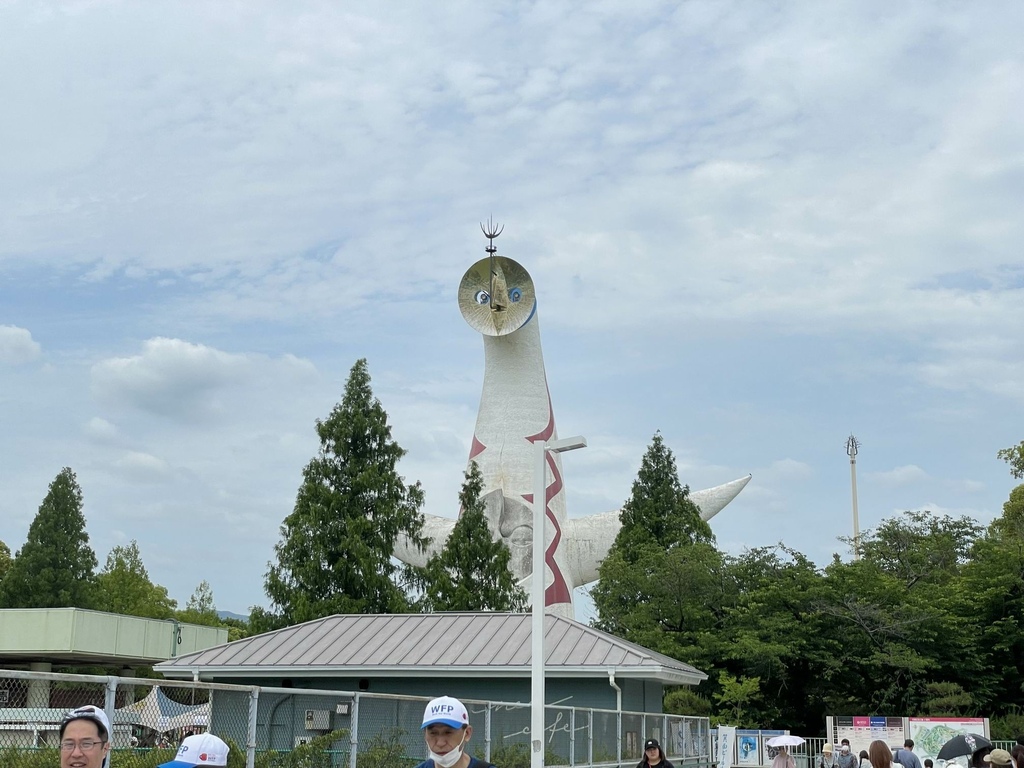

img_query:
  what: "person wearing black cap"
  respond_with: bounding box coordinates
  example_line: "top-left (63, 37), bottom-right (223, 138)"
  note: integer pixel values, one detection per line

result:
top-left (59, 705), bottom-right (112, 768)
top-left (637, 737), bottom-right (674, 768)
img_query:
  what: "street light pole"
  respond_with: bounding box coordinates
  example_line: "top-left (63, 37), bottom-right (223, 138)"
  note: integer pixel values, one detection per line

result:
top-left (531, 434), bottom-right (586, 768)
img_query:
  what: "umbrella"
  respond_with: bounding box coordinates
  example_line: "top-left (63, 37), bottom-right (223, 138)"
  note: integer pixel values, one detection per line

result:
top-left (936, 734), bottom-right (992, 761)
top-left (767, 736), bottom-right (806, 748)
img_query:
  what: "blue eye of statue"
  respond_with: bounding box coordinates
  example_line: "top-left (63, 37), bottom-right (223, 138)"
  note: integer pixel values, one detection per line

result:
top-left (475, 290), bottom-right (490, 305)
top-left (508, 287), bottom-right (522, 302)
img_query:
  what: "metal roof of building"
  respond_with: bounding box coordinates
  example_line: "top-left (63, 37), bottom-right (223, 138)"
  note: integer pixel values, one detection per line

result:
top-left (156, 612), bottom-right (706, 686)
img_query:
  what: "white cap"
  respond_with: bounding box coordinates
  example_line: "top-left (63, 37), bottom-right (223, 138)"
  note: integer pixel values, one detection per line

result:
top-left (61, 705), bottom-right (112, 740)
top-left (159, 733), bottom-right (230, 767)
top-left (422, 696), bottom-right (470, 729)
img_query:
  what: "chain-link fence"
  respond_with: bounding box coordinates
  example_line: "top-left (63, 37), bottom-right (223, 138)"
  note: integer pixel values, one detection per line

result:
top-left (0, 668), bottom-right (711, 768)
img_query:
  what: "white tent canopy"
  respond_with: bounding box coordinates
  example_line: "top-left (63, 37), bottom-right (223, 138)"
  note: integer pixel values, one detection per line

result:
top-left (117, 686), bottom-right (210, 733)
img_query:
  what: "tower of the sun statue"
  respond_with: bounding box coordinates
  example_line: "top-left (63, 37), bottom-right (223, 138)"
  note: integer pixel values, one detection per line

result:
top-left (395, 226), bottom-right (750, 618)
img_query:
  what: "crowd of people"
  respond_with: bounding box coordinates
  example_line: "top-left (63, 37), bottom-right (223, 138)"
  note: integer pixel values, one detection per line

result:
top-left (816, 736), bottom-right (1024, 768)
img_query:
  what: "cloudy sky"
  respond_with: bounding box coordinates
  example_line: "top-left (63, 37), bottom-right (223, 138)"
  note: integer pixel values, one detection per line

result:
top-left (1, 1), bottom-right (1022, 619)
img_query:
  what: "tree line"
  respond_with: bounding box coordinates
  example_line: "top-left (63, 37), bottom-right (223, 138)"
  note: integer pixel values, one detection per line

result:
top-left (3, 356), bottom-right (1022, 738)
top-left (592, 434), bottom-right (1024, 738)
top-left (0, 465), bottom-right (232, 632)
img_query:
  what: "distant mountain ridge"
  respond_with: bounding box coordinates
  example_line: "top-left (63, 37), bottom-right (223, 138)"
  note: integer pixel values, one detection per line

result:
top-left (217, 610), bottom-right (249, 621)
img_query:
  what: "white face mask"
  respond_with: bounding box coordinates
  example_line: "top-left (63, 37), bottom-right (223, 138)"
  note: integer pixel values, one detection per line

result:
top-left (429, 731), bottom-right (467, 768)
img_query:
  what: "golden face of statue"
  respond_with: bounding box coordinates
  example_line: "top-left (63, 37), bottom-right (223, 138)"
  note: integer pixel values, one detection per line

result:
top-left (458, 256), bottom-right (536, 336)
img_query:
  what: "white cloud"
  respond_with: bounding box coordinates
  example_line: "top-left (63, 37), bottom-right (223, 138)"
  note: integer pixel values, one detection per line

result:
top-left (0, 326), bottom-right (41, 365)
top-left (112, 451), bottom-right (171, 483)
top-left (868, 465), bottom-right (931, 487)
top-left (766, 459), bottom-right (813, 480)
top-left (90, 337), bottom-right (314, 422)
top-left (84, 417), bottom-right (119, 442)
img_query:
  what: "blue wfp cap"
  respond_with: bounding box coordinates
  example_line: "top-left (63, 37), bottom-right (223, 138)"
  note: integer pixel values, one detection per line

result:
top-left (422, 696), bottom-right (469, 729)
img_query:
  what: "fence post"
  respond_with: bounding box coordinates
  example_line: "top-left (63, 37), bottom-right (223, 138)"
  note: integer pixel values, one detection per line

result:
top-left (104, 676), bottom-right (118, 764)
top-left (246, 687), bottom-right (259, 768)
top-left (663, 713), bottom-right (668, 760)
top-left (484, 701), bottom-right (492, 762)
top-left (588, 710), bottom-right (594, 768)
top-left (348, 692), bottom-right (360, 768)
top-left (569, 708), bottom-right (576, 767)
top-left (617, 709), bottom-right (623, 768)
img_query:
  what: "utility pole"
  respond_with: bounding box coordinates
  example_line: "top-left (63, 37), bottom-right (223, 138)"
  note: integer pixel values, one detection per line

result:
top-left (846, 435), bottom-right (860, 560)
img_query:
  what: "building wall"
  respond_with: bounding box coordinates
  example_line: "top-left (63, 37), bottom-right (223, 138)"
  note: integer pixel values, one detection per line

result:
top-left (229, 675), bottom-right (663, 714)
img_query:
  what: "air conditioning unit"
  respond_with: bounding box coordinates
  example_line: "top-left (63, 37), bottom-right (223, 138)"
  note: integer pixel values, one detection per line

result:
top-left (304, 709), bottom-right (331, 731)
top-left (294, 736), bottom-right (312, 748)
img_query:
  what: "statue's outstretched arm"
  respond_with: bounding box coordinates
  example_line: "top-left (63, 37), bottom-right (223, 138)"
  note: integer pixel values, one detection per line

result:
top-left (563, 475), bottom-right (752, 586)
top-left (394, 514), bottom-right (457, 568)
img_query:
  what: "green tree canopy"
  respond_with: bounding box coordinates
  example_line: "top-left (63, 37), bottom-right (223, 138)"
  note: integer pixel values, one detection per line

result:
top-left (991, 482), bottom-right (1024, 540)
top-left (95, 540), bottom-right (177, 619)
top-left (0, 540), bottom-right (11, 582)
top-left (420, 462), bottom-right (527, 612)
top-left (593, 432), bottom-right (716, 637)
top-left (177, 580), bottom-right (221, 626)
top-left (719, 545), bottom-right (833, 729)
top-left (591, 455), bottom-right (1024, 735)
top-left (612, 432), bottom-right (713, 559)
top-left (0, 468), bottom-right (98, 609)
top-left (714, 672), bottom-right (763, 728)
top-left (821, 511), bottom-right (982, 717)
top-left (950, 483), bottom-right (1024, 712)
top-left (997, 440), bottom-right (1024, 479)
top-left (253, 358), bottom-right (426, 630)
top-left (854, 510), bottom-right (982, 588)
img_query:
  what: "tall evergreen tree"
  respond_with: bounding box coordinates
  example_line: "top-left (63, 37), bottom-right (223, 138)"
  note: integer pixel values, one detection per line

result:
top-left (591, 432), bottom-right (715, 640)
top-left (420, 462), bottom-right (527, 612)
top-left (611, 431), bottom-right (713, 559)
top-left (95, 540), bottom-right (177, 618)
top-left (0, 467), bottom-right (98, 609)
top-left (253, 358), bottom-right (426, 629)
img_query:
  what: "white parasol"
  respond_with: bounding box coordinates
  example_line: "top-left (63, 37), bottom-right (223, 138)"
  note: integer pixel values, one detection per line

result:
top-left (767, 736), bottom-right (806, 748)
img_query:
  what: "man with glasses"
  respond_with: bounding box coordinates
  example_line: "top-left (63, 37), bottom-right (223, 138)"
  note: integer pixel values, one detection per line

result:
top-left (59, 705), bottom-right (111, 768)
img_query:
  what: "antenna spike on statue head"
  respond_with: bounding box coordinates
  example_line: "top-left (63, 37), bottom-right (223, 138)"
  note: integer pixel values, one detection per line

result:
top-left (480, 216), bottom-right (504, 306)
top-left (480, 216), bottom-right (503, 253)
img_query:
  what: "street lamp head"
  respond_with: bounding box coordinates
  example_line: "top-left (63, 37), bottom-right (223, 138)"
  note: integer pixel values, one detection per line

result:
top-left (845, 434), bottom-right (859, 458)
top-left (547, 435), bottom-right (587, 453)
